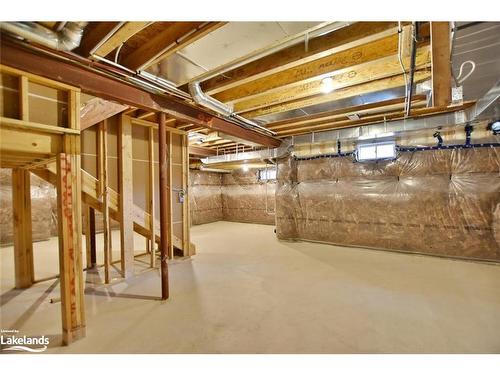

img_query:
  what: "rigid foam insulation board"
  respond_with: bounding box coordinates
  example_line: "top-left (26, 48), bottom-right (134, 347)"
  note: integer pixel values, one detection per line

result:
top-left (276, 147), bottom-right (500, 262)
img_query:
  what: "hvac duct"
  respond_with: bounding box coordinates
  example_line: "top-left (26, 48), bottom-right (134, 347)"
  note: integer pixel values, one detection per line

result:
top-left (0, 22), bottom-right (88, 51)
top-left (188, 81), bottom-right (277, 136)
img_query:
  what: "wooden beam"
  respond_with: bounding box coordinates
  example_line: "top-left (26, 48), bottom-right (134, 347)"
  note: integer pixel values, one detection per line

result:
top-left (121, 22), bottom-right (207, 70)
top-left (12, 169), bottom-right (34, 289)
top-left (118, 115), bottom-right (135, 278)
top-left (0, 41), bottom-right (279, 147)
top-left (267, 95), bottom-right (427, 131)
top-left (76, 22), bottom-right (121, 57)
top-left (81, 97), bottom-right (128, 131)
top-left (158, 113), bottom-right (170, 300)
top-left (93, 22), bottom-right (150, 57)
top-left (276, 102), bottom-right (474, 137)
top-left (198, 22), bottom-right (399, 95)
top-left (205, 117), bottom-right (281, 147)
top-left (232, 47), bottom-right (431, 113)
top-left (56, 150), bottom-right (86, 345)
top-left (215, 33), bottom-right (409, 104)
top-left (242, 69), bottom-right (431, 118)
top-left (189, 145), bottom-right (217, 157)
top-left (430, 22), bottom-right (452, 107)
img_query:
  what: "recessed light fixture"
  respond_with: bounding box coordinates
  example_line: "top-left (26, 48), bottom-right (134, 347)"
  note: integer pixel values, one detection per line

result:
top-left (320, 77), bottom-right (334, 94)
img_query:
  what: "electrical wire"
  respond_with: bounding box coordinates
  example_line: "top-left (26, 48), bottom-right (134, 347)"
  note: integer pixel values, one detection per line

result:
top-left (397, 22), bottom-right (409, 114)
top-left (456, 60), bottom-right (476, 84)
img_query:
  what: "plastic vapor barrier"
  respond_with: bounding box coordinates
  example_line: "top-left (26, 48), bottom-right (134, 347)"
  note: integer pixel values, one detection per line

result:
top-left (276, 147), bottom-right (500, 262)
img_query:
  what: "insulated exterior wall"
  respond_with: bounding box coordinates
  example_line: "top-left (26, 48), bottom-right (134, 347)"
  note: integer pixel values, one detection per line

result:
top-left (189, 170), bottom-right (223, 225)
top-left (276, 147), bottom-right (500, 262)
top-left (222, 169), bottom-right (276, 225)
top-left (189, 169), bottom-right (276, 226)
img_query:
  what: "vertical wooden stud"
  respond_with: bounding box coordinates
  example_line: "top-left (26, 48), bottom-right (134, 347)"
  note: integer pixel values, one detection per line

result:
top-left (431, 22), bottom-right (452, 107)
top-left (19, 75), bottom-right (29, 121)
top-left (118, 115), bottom-right (134, 278)
top-left (99, 120), bottom-right (111, 283)
top-left (167, 130), bottom-right (173, 260)
top-left (12, 169), bottom-right (34, 288)
top-left (181, 134), bottom-right (190, 256)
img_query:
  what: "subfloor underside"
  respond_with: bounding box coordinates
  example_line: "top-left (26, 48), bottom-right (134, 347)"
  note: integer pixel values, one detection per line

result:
top-left (1, 221), bottom-right (500, 353)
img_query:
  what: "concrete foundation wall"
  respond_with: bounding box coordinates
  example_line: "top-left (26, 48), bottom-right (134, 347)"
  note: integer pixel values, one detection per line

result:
top-left (276, 147), bottom-right (500, 262)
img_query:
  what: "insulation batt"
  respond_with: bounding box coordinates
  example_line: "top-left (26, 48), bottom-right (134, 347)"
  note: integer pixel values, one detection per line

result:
top-left (276, 147), bottom-right (500, 262)
top-left (190, 169), bottom-right (276, 226)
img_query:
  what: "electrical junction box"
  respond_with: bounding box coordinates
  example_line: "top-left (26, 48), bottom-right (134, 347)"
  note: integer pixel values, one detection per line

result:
top-left (452, 86), bottom-right (464, 104)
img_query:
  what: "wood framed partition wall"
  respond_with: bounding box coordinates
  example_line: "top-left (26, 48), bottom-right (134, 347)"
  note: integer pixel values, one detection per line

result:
top-left (0, 64), bottom-right (86, 344)
top-left (1, 64), bottom-right (193, 345)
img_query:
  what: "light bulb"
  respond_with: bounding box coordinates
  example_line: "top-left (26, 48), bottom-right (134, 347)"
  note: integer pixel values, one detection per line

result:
top-left (242, 164), bottom-right (249, 172)
top-left (320, 77), bottom-right (334, 94)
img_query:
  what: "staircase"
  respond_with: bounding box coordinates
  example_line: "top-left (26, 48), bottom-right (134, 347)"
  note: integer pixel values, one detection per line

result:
top-left (32, 163), bottom-right (195, 255)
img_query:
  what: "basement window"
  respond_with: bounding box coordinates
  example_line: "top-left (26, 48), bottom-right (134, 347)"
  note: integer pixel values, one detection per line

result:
top-left (258, 167), bottom-right (277, 181)
top-left (356, 141), bottom-right (396, 162)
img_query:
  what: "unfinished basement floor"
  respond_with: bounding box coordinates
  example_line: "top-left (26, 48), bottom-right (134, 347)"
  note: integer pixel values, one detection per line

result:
top-left (1, 221), bottom-right (500, 353)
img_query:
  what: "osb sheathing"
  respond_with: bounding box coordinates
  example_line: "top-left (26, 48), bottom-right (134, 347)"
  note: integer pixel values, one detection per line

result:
top-left (189, 169), bottom-right (276, 226)
top-left (276, 147), bottom-right (500, 262)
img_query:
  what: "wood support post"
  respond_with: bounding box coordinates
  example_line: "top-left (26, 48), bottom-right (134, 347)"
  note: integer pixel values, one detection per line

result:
top-left (84, 204), bottom-right (97, 268)
top-left (98, 120), bottom-right (111, 283)
top-left (158, 112), bottom-right (170, 300)
top-left (431, 22), bottom-right (452, 107)
top-left (148, 126), bottom-right (156, 267)
top-left (11, 169), bottom-right (34, 288)
top-left (56, 150), bottom-right (86, 345)
top-left (118, 115), bottom-right (134, 278)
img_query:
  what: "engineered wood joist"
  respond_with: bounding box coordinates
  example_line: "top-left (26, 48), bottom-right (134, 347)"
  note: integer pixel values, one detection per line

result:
top-left (217, 32), bottom-right (419, 104)
top-left (122, 22), bottom-right (225, 70)
top-left (267, 95), bottom-right (427, 131)
top-left (276, 101), bottom-right (475, 137)
top-left (93, 22), bottom-right (150, 58)
top-left (76, 22), bottom-right (122, 57)
top-left (243, 69), bottom-right (431, 118)
top-left (198, 22), bottom-right (399, 95)
top-left (232, 46), bottom-right (431, 113)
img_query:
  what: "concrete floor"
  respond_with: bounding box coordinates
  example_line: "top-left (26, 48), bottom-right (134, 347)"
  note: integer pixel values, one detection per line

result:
top-left (1, 221), bottom-right (500, 353)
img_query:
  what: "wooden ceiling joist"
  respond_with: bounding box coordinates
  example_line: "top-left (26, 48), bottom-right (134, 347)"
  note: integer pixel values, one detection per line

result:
top-left (232, 46), bottom-right (431, 113)
top-left (197, 22), bottom-right (399, 95)
top-left (216, 33), bottom-right (419, 105)
top-left (266, 95), bottom-right (427, 131)
top-left (81, 97), bottom-right (128, 130)
top-left (275, 101), bottom-right (474, 138)
top-left (242, 69), bottom-right (431, 118)
top-left (93, 22), bottom-right (151, 58)
top-left (189, 145), bottom-right (217, 157)
top-left (1, 40), bottom-right (280, 148)
top-left (121, 22), bottom-right (226, 71)
top-left (76, 22), bottom-right (122, 57)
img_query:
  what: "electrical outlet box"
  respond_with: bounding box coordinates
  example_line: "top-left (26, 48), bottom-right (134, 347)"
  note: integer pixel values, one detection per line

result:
top-left (452, 86), bottom-right (464, 103)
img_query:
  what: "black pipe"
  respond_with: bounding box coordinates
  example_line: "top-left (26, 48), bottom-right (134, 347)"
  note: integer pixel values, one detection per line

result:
top-left (406, 22), bottom-right (419, 117)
